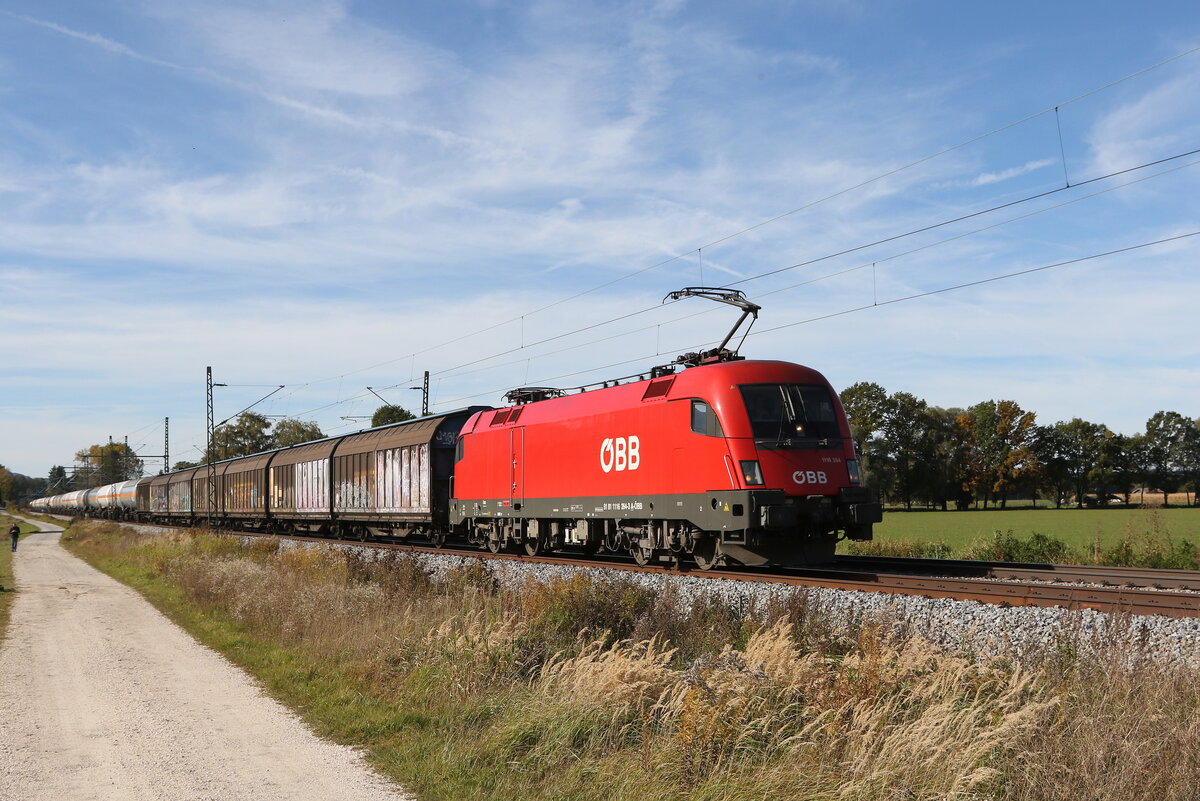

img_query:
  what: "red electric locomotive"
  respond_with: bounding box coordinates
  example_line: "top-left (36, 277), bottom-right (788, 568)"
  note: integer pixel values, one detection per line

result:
top-left (450, 288), bottom-right (881, 567)
top-left (34, 288), bottom-right (880, 569)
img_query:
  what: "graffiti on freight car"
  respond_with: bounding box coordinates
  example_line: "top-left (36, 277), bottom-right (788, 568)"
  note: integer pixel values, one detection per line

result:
top-left (336, 481), bottom-right (373, 510)
top-left (375, 444), bottom-right (431, 513)
top-left (295, 460), bottom-right (329, 513)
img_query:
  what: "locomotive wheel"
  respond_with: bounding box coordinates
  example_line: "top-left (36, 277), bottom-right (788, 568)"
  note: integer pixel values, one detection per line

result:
top-left (691, 537), bottom-right (720, 570)
top-left (524, 537), bottom-right (542, 556)
top-left (632, 546), bottom-right (653, 566)
top-left (486, 537), bottom-right (504, 554)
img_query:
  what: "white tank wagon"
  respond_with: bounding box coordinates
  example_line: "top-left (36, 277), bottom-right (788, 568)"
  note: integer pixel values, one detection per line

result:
top-left (58, 490), bottom-right (87, 514)
top-left (89, 479), bottom-right (141, 519)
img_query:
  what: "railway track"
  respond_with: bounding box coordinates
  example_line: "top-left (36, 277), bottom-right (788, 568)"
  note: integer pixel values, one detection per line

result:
top-left (108, 520), bottom-right (1200, 619)
top-left (836, 554), bottom-right (1200, 591)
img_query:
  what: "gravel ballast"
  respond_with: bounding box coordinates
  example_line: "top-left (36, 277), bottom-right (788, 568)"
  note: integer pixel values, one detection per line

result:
top-left (339, 543), bottom-right (1200, 667)
top-left (121, 521), bottom-right (1200, 666)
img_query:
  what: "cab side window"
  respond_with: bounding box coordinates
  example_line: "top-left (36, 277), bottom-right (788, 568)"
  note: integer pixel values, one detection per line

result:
top-left (690, 400), bottom-right (724, 437)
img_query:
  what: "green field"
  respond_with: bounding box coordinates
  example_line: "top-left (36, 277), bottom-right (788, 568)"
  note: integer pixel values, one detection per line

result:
top-left (846, 506), bottom-right (1200, 566)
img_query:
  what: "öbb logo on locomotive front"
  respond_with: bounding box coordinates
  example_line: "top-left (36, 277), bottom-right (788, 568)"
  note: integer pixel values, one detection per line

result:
top-left (599, 436), bottom-right (641, 473)
top-left (793, 470), bottom-right (828, 485)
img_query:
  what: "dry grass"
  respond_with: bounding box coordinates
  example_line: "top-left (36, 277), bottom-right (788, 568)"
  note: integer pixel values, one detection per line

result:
top-left (63, 520), bottom-right (1200, 801)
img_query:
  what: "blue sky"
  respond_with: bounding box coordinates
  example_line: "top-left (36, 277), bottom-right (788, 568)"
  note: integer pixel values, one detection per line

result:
top-left (2, 0), bottom-right (1199, 478)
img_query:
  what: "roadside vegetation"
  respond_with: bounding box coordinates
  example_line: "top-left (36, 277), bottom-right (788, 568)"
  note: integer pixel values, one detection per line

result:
top-left (850, 507), bottom-right (1200, 567)
top-left (0, 510), bottom-right (39, 637)
top-left (63, 520), bottom-right (1200, 801)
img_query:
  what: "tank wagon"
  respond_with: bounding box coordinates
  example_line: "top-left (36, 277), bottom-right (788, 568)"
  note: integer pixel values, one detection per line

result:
top-left (31, 289), bottom-right (882, 567)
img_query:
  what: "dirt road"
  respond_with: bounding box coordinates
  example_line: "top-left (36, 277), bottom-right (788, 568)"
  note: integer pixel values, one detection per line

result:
top-left (0, 523), bottom-right (412, 800)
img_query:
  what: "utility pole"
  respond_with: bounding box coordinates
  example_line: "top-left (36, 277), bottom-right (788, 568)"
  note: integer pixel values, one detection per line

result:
top-left (206, 367), bottom-right (216, 522)
top-left (131, 418), bottom-right (168, 476)
top-left (405, 371), bottom-right (430, 416)
top-left (206, 368), bottom-right (215, 463)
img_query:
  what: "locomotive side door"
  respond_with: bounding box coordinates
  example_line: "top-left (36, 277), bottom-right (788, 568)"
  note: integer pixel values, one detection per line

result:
top-left (509, 427), bottom-right (524, 507)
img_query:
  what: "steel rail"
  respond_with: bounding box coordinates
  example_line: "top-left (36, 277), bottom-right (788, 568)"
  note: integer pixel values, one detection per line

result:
top-left (837, 555), bottom-right (1200, 591)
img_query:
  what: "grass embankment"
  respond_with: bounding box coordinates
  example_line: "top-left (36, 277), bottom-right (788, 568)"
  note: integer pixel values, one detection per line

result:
top-left (64, 520), bottom-right (1200, 801)
top-left (0, 510), bottom-right (42, 637)
top-left (849, 507), bottom-right (1200, 567)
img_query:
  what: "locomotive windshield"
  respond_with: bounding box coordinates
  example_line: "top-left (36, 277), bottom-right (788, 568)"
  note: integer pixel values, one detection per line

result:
top-left (738, 383), bottom-right (841, 447)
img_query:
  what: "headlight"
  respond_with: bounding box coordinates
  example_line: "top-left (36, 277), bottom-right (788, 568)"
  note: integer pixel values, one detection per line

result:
top-left (740, 460), bottom-right (764, 486)
top-left (847, 459), bottom-right (861, 485)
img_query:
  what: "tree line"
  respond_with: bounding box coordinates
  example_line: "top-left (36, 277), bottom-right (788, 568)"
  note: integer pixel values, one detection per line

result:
top-left (841, 382), bottom-right (1200, 509)
top-left (1, 464), bottom-right (48, 506)
top-left (46, 405), bottom-right (417, 490)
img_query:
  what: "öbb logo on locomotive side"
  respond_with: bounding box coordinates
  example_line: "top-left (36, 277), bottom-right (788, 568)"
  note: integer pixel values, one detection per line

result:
top-left (600, 436), bottom-right (641, 473)
top-left (793, 470), bottom-right (828, 485)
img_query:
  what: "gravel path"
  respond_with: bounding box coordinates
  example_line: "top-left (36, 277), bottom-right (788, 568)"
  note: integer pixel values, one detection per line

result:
top-left (0, 522), bottom-right (412, 801)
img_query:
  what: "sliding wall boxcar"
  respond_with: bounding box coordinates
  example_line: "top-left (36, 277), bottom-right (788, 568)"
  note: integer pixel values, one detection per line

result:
top-left (333, 416), bottom-right (441, 521)
top-left (220, 452), bottom-right (274, 526)
top-left (332, 411), bottom-right (487, 529)
top-left (168, 467), bottom-right (199, 519)
top-left (140, 474), bottom-right (166, 514)
top-left (269, 438), bottom-right (340, 521)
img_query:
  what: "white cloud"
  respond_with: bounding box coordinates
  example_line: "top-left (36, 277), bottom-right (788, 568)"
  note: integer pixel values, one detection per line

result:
top-left (1086, 71), bottom-right (1200, 176)
top-left (2, 11), bottom-right (182, 69)
top-left (149, 1), bottom-right (455, 98)
top-left (971, 158), bottom-right (1055, 186)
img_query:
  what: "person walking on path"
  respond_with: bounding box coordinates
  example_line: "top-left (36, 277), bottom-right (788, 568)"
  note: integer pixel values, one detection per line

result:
top-left (9, 523), bottom-right (19, 551)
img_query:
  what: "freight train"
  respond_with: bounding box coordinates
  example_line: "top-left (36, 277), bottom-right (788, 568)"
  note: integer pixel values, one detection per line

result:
top-left (31, 291), bottom-right (881, 567)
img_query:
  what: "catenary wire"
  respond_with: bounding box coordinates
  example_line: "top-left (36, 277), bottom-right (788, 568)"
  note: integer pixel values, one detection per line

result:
top-left (365, 148), bottom-right (1200, 392)
top-left (272, 45), bottom-right (1200, 395)
top-left (424, 154), bottom-right (1200, 384)
top-left (284, 145), bottom-right (1199, 420)
top-left (430, 230), bottom-right (1200, 407)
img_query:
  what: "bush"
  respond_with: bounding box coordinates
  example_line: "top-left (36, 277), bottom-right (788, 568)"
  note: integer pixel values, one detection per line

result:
top-left (846, 538), bottom-right (954, 559)
top-left (517, 574), bottom-right (656, 652)
top-left (966, 531), bottom-right (1073, 563)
